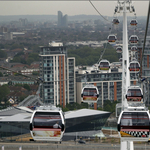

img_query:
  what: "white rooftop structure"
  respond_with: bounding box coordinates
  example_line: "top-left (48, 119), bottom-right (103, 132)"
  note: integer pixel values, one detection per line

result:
top-left (49, 41), bottom-right (63, 47)
top-left (65, 108), bottom-right (110, 119)
top-left (0, 107), bottom-right (110, 122)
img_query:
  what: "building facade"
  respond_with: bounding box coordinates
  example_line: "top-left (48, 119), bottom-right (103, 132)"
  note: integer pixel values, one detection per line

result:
top-left (0, 107), bottom-right (110, 140)
top-left (76, 65), bottom-right (138, 108)
top-left (57, 11), bottom-right (68, 28)
top-left (39, 42), bottom-right (76, 107)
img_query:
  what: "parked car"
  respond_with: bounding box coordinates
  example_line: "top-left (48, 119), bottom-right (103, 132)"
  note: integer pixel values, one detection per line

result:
top-left (78, 140), bottom-right (86, 144)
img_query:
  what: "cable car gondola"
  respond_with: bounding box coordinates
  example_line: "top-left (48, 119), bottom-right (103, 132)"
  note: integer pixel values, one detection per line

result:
top-left (130, 19), bottom-right (138, 26)
top-left (116, 46), bottom-right (122, 53)
top-left (129, 61), bottom-right (140, 72)
top-left (98, 59), bottom-right (110, 70)
top-left (119, 58), bottom-right (122, 62)
top-left (131, 46), bottom-right (137, 52)
top-left (126, 86), bottom-right (143, 102)
top-left (112, 18), bottom-right (120, 25)
top-left (81, 84), bottom-right (99, 103)
top-left (30, 106), bottom-right (65, 142)
top-left (129, 35), bottom-right (139, 44)
top-left (117, 111), bottom-right (150, 141)
top-left (107, 34), bottom-right (117, 43)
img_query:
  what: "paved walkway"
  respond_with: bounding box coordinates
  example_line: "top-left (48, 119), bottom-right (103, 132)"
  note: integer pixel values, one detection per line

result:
top-left (0, 141), bottom-right (150, 150)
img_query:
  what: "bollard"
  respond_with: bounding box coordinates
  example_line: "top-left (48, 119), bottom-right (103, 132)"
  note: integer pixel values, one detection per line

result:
top-left (38, 145), bottom-right (40, 150)
top-left (19, 146), bottom-right (22, 150)
top-left (1, 146), bottom-right (4, 150)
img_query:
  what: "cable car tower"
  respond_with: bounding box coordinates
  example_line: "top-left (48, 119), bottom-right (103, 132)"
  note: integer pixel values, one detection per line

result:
top-left (115, 1), bottom-right (150, 150)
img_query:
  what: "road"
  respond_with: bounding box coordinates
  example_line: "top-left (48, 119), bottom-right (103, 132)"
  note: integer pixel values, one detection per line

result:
top-left (0, 141), bottom-right (150, 150)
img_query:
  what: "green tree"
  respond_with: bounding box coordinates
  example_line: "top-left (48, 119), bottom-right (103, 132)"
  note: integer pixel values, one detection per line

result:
top-left (0, 72), bottom-right (3, 77)
top-left (32, 71), bottom-right (39, 76)
top-left (68, 45), bottom-right (118, 66)
top-left (0, 50), bottom-right (7, 58)
top-left (103, 100), bottom-right (118, 113)
top-left (0, 85), bottom-right (10, 103)
top-left (28, 53), bottom-right (39, 61)
top-left (10, 44), bottom-right (23, 50)
top-left (23, 84), bottom-right (31, 91)
top-left (27, 58), bottom-right (34, 65)
top-left (62, 107), bottom-right (70, 112)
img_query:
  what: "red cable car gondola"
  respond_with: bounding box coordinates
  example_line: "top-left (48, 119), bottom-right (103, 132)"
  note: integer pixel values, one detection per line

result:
top-left (98, 59), bottom-right (110, 70)
top-left (130, 19), bottom-right (138, 26)
top-left (107, 34), bottom-right (117, 43)
top-left (30, 106), bottom-right (65, 142)
top-left (117, 111), bottom-right (150, 141)
top-left (129, 61), bottom-right (140, 72)
top-left (129, 35), bottom-right (139, 44)
top-left (112, 18), bottom-right (120, 25)
top-left (126, 86), bottom-right (143, 102)
top-left (81, 84), bottom-right (99, 103)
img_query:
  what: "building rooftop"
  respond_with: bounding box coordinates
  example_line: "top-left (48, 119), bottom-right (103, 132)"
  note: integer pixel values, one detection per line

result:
top-left (65, 108), bottom-right (110, 119)
top-left (0, 107), bottom-right (110, 123)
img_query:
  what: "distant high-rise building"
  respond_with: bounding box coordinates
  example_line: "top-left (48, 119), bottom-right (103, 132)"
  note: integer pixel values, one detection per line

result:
top-left (62, 15), bottom-right (68, 27)
top-left (39, 41), bottom-right (76, 107)
top-left (19, 18), bottom-right (28, 27)
top-left (57, 11), bottom-right (68, 28)
top-left (0, 26), bottom-right (8, 33)
top-left (58, 11), bottom-right (63, 27)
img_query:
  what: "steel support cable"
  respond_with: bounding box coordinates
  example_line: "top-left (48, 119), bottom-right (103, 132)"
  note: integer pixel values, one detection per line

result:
top-left (96, 26), bottom-right (112, 65)
top-left (133, 13), bottom-right (137, 80)
top-left (89, 0), bottom-right (111, 23)
top-left (89, 0), bottom-right (117, 64)
top-left (97, 12), bottom-right (114, 64)
top-left (140, 0), bottom-right (150, 78)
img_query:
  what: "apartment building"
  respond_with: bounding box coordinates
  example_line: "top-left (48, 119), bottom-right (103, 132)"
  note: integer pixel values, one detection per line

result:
top-left (39, 42), bottom-right (76, 107)
top-left (76, 64), bottom-right (138, 108)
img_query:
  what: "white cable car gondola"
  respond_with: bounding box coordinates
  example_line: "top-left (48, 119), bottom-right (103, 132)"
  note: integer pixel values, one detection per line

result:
top-left (130, 19), bottom-right (138, 26)
top-left (129, 61), bottom-right (140, 72)
top-left (117, 111), bottom-right (150, 141)
top-left (129, 35), bottom-right (139, 44)
top-left (30, 106), bottom-right (65, 142)
top-left (112, 18), bottom-right (120, 25)
top-left (116, 46), bottom-right (122, 53)
top-left (131, 46), bottom-right (137, 52)
top-left (81, 84), bottom-right (99, 103)
top-left (98, 59), bottom-right (110, 70)
top-left (119, 58), bottom-right (122, 62)
top-left (107, 34), bottom-right (117, 43)
top-left (126, 86), bottom-right (143, 102)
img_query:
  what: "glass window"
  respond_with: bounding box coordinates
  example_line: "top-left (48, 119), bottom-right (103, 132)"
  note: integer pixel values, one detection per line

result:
top-left (33, 112), bottom-right (62, 128)
top-left (121, 112), bottom-right (149, 127)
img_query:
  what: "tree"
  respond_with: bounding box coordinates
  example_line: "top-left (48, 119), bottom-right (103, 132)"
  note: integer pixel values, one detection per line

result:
top-left (23, 84), bottom-right (31, 91)
top-left (0, 85), bottom-right (10, 103)
top-left (28, 53), bottom-right (39, 61)
top-left (103, 100), bottom-right (119, 113)
top-left (27, 58), bottom-right (34, 65)
top-left (0, 50), bottom-right (7, 58)
top-left (68, 45), bottom-right (118, 66)
top-left (0, 72), bottom-right (3, 77)
top-left (32, 71), bottom-right (39, 76)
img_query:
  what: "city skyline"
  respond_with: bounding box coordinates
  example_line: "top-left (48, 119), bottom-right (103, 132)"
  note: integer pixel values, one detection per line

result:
top-left (0, 1), bottom-right (148, 17)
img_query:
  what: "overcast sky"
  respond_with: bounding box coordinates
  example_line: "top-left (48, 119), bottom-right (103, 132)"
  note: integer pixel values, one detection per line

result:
top-left (0, 1), bottom-right (148, 16)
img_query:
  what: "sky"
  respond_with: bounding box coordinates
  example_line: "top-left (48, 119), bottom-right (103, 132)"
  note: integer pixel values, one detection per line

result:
top-left (0, 1), bottom-right (148, 17)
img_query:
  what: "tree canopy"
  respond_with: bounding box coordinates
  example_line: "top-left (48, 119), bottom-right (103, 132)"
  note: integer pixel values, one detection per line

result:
top-left (11, 52), bottom-right (39, 65)
top-left (68, 45), bottom-right (118, 66)
top-left (0, 50), bottom-right (7, 58)
top-left (0, 85), bottom-right (10, 103)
